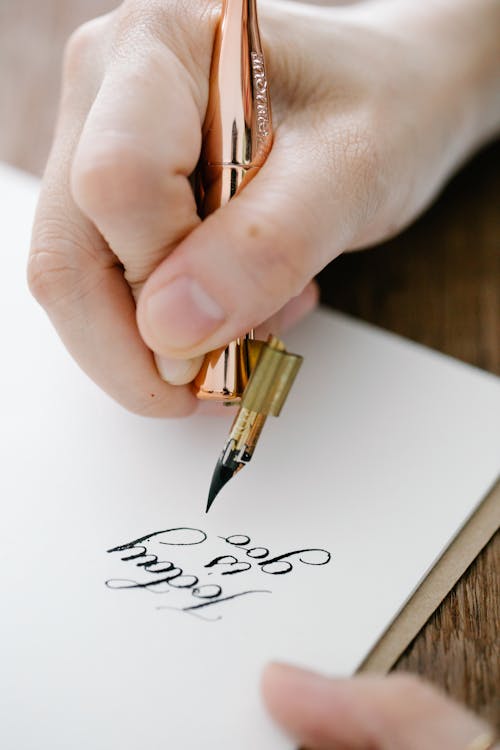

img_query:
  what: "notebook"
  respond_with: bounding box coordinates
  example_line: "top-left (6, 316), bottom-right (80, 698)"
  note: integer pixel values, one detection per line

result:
top-left (1, 163), bottom-right (498, 749)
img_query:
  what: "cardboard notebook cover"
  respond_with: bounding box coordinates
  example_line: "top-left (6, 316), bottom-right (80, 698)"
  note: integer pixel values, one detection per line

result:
top-left (360, 480), bottom-right (499, 673)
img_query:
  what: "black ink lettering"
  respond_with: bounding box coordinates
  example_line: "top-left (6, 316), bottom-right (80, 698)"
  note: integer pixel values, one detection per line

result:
top-left (106, 527), bottom-right (332, 621)
top-left (183, 589), bottom-right (271, 612)
top-left (191, 585), bottom-right (222, 599)
top-left (138, 559), bottom-right (169, 573)
top-left (259, 548), bottom-right (331, 575)
top-left (105, 578), bottom-right (172, 592)
top-left (219, 534), bottom-right (250, 548)
top-left (107, 527), bottom-right (207, 555)
top-left (158, 528), bottom-right (207, 546)
top-left (204, 555), bottom-right (252, 575)
top-left (157, 589), bottom-right (272, 621)
top-left (167, 573), bottom-right (199, 589)
top-left (120, 545), bottom-right (150, 561)
top-left (245, 547), bottom-right (269, 559)
top-left (151, 562), bottom-right (198, 589)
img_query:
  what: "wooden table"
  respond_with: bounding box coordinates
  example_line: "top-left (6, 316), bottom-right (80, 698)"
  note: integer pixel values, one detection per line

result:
top-left (2, 0), bottom-right (498, 730)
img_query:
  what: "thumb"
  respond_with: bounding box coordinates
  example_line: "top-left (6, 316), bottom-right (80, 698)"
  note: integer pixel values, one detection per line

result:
top-left (137, 132), bottom-right (344, 360)
top-left (261, 663), bottom-right (494, 750)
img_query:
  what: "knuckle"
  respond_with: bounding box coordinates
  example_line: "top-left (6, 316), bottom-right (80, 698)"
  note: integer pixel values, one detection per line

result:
top-left (29, 217), bottom-right (108, 312)
top-left (63, 18), bottom-right (104, 84)
top-left (113, 0), bottom-right (218, 83)
top-left (28, 246), bottom-right (82, 311)
top-left (116, 0), bottom-right (216, 41)
top-left (71, 142), bottom-right (161, 221)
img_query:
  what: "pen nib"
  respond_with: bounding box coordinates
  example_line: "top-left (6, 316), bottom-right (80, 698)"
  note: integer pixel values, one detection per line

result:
top-left (206, 457), bottom-right (236, 513)
top-left (205, 408), bottom-right (265, 512)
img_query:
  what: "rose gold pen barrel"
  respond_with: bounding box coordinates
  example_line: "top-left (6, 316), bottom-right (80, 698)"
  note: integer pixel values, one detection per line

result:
top-left (192, 0), bottom-right (273, 402)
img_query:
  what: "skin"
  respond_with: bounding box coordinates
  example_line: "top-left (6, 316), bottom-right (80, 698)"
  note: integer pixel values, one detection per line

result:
top-left (261, 664), bottom-right (499, 749)
top-left (28, 0), bottom-right (500, 415)
top-left (28, 0), bottom-right (500, 742)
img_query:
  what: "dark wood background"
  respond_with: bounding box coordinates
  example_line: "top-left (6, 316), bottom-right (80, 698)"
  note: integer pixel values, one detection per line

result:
top-left (1, 0), bottom-right (498, 730)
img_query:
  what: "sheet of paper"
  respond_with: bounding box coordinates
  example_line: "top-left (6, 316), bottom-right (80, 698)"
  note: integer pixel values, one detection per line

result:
top-left (1, 163), bottom-right (499, 750)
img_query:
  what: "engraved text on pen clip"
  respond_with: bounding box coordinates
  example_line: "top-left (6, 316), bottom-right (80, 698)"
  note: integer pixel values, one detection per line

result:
top-left (251, 52), bottom-right (270, 142)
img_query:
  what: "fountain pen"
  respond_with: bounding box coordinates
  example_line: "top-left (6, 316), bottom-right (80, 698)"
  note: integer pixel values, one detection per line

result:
top-left (192, 0), bottom-right (303, 511)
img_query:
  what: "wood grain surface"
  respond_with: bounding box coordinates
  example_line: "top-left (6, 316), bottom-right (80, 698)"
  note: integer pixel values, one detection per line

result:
top-left (1, 0), bottom-right (498, 731)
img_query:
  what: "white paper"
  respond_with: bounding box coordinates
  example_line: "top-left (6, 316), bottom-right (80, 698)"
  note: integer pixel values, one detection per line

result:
top-left (1, 162), bottom-right (499, 750)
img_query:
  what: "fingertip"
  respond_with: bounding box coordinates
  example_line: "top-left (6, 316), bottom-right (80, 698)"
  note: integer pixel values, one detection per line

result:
top-left (261, 662), bottom-right (291, 709)
top-left (278, 280), bottom-right (320, 331)
top-left (261, 662), bottom-right (328, 721)
top-left (155, 353), bottom-right (204, 386)
top-left (261, 661), bottom-right (301, 692)
top-left (261, 663), bottom-right (356, 749)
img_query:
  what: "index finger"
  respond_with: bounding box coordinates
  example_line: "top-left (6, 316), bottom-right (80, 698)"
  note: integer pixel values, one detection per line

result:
top-left (28, 17), bottom-right (197, 418)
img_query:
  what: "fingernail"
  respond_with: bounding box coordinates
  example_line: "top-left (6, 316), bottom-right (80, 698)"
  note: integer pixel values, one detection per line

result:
top-left (155, 353), bottom-right (204, 386)
top-left (146, 276), bottom-right (225, 350)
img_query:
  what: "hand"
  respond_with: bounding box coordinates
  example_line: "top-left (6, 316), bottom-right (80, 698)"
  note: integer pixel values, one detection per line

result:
top-left (262, 663), bottom-right (499, 749)
top-left (28, 0), bottom-right (500, 416)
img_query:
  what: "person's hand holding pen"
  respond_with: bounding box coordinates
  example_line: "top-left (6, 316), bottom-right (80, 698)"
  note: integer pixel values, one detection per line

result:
top-left (28, 0), bottom-right (499, 416)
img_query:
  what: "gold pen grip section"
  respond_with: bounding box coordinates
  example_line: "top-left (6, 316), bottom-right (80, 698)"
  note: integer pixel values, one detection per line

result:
top-left (241, 335), bottom-right (303, 417)
top-left (192, 334), bottom-right (302, 414)
top-left (220, 336), bottom-right (302, 476)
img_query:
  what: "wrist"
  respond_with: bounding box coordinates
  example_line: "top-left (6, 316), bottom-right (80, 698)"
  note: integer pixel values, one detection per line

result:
top-left (429, 1), bottom-right (498, 145)
top-left (382, 0), bottom-right (500, 158)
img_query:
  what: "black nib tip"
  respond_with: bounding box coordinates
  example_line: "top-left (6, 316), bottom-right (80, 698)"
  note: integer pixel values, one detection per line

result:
top-left (206, 459), bottom-right (235, 513)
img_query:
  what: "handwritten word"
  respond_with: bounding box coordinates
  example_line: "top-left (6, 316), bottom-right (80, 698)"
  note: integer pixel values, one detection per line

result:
top-left (106, 527), bottom-right (331, 621)
top-left (217, 534), bottom-right (331, 575)
top-left (106, 528), bottom-right (269, 621)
